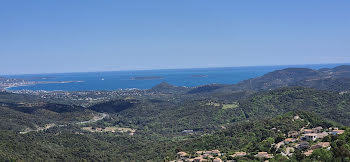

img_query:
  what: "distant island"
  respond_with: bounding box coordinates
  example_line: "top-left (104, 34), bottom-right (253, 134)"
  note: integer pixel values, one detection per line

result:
top-left (130, 76), bottom-right (163, 80)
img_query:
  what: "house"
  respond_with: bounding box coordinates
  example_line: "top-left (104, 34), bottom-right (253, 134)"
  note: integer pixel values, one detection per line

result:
top-left (254, 152), bottom-right (273, 159)
top-left (311, 142), bottom-right (330, 150)
top-left (177, 152), bottom-right (188, 160)
top-left (275, 141), bottom-right (284, 149)
top-left (315, 132), bottom-right (329, 139)
top-left (303, 127), bottom-right (323, 134)
top-left (230, 152), bottom-right (247, 157)
top-left (193, 157), bottom-right (208, 162)
top-left (329, 127), bottom-right (339, 131)
top-left (203, 150), bottom-right (221, 157)
top-left (297, 142), bottom-right (310, 150)
top-left (304, 150), bottom-right (313, 156)
top-left (213, 158), bottom-right (222, 162)
top-left (312, 127), bottom-right (323, 133)
top-left (284, 138), bottom-right (297, 144)
top-left (288, 131), bottom-right (299, 138)
top-left (303, 133), bottom-right (318, 141)
top-left (303, 129), bottom-right (313, 134)
top-left (196, 151), bottom-right (205, 156)
top-left (202, 154), bottom-right (213, 159)
top-left (211, 150), bottom-right (221, 156)
top-left (330, 130), bottom-right (345, 135)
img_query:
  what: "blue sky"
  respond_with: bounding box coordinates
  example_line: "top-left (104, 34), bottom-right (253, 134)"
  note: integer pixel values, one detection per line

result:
top-left (1, 1), bottom-right (350, 74)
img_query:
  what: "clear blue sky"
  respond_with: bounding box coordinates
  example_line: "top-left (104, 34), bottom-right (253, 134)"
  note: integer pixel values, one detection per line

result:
top-left (1, 1), bottom-right (350, 74)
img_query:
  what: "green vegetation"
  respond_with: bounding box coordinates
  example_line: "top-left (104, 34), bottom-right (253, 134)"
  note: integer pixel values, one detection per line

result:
top-left (1, 66), bottom-right (350, 161)
top-left (239, 87), bottom-right (350, 126)
top-left (2, 87), bottom-right (350, 161)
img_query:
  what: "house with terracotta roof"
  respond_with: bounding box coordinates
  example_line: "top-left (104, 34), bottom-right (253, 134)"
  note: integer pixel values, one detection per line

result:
top-left (304, 150), bottom-right (313, 156)
top-left (303, 127), bottom-right (323, 134)
top-left (303, 129), bottom-right (313, 134)
top-left (213, 158), bottom-right (222, 162)
top-left (311, 142), bottom-right (330, 150)
top-left (202, 154), bottom-right (213, 159)
top-left (177, 152), bottom-right (188, 160)
top-left (284, 138), bottom-right (297, 144)
top-left (330, 130), bottom-right (345, 135)
top-left (254, 152), bottom-right (273, 159)
top-left (196, 151), bottom-right (205, 156)
top-left (230, 152), bottom-right (247, 157)
top-left (202, 150), bottom-right (221, 157)
top-left (193, 157), bottom-right (208, 162)
top-left (288, 131), bottom-right (299, 138)
top-left (312, 127), bottom-right (323, 133)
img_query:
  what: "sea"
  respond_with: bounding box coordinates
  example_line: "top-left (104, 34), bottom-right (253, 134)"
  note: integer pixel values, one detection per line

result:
top-left (6, 64), bottom-right (349, 91)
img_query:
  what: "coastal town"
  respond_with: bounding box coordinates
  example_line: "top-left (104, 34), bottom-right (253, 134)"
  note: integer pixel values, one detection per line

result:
top-left (173, 116), bottom-right (345, 162)
top-left (0, 77), bottom-right (83, 92)
top-left (0, 76), bottom-right (173, 107)
top-left (10, 89), bottom-right (147, 107)
top-left (0, 77), bottom-right (27, 90)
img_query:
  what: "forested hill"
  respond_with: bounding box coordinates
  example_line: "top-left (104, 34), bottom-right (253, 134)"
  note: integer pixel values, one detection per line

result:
top-left (238, 87), bottom-right (350, 126)
top-left (232, 65), bottom-right (350, 92)
top-left (1, 88), bottom-right (350, 161)
top-left (188, 65), bottom-right (350, 94)
top-left (148, 82), bottom-right (189, 94)
top-left (83, 87), bottom-right (350, 138)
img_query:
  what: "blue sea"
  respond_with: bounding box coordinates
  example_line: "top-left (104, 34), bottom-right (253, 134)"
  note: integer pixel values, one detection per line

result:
top-left (6, 64), bottom-right (349, 91)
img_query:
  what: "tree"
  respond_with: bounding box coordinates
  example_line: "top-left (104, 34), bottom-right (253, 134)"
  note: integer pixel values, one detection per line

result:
top-left (270, 154), bottom-right (288, 162)
top-left (293, 150), bottom-right (305, 161)
top-left (310, 149), bottom-right (333, 162)
top-left (332, 140), bottom-right (350, 162)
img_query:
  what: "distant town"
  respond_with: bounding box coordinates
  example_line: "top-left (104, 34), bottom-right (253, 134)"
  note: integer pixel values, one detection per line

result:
top-left (0, 77), bottom-right (83, 91)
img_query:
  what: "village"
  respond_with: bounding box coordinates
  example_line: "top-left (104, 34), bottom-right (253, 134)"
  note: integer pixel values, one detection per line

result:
top-left (173, 116), bottom-right (345, 162)
top-left (7, 88), bottom-right (148, 107)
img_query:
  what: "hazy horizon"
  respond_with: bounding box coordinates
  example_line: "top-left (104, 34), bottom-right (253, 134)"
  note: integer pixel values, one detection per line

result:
top-left (2, 62), bottom-right (349, 76)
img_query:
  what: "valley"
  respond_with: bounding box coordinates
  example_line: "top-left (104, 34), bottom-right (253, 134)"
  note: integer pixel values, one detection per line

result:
top-left (1, 65), bottom-right (350, 161)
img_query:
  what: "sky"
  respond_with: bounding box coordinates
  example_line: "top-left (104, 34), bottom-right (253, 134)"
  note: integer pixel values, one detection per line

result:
top-left (1, 1), bottom-right (350, 74)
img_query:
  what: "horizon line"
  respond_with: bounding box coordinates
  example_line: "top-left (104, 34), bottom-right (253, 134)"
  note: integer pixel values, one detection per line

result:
top-left (2, 62), bottom-right (350, 76)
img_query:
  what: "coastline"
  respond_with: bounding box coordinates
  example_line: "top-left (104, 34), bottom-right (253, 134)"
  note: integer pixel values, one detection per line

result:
top-left (2, 63), bottom-right (348, 92)
top-left (4, 80), bottom-right (84, 91)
